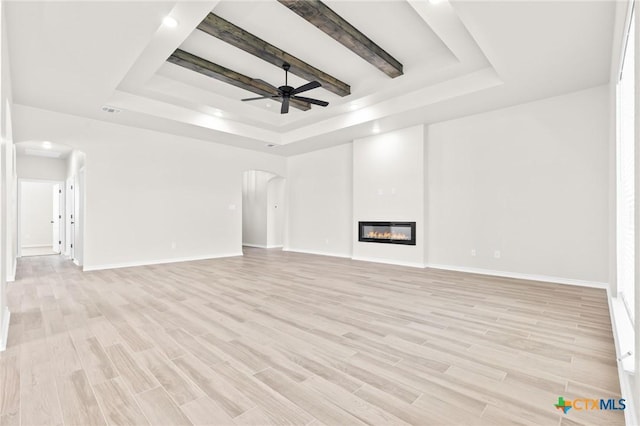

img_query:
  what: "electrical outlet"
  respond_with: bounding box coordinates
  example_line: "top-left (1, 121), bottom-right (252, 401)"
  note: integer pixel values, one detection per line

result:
top-left (470, 249), bottom-right (476, 257)
top-left (171, 242), bottom-right (177, 250)
top-left (494, 250), bottom-right (501, 259)
top-left (325, 238), bottom-right (329, 245)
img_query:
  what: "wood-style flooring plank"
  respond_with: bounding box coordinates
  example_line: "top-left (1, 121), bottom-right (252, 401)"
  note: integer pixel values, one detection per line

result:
top-left (135, 386), bottom-right (192, 426)
top-left (56, 370), bottom-right (106, 426)
top-left (3, 249), bottom-right (624, 426)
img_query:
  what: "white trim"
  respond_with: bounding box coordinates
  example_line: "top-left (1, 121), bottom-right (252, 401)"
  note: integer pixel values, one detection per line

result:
top-left (425, 263), bottom-right (608, 289)
top-left (242, 243), bottom-right (269, 249)
top-left (282, 247), bottom-right (351, 259)
top-left (610, 295), bottom-right (636, 373)
top-left (0, 308), bottom-right (10, 352)
top-left (21, 244), bottom-right (54, 249)
top-left (266, 245), bottom-right (283, 249)
top-left (352, 256), bottom-right (425, 269)
top-left (607, 289), bottom-right (638, 426)
top-left (82, 252), bottom-right (244, 272)
top-left (7, 258), bottom-right (16, 283)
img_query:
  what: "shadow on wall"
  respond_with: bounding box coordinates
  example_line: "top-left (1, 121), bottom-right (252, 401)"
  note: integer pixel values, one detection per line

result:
top-left (242, 170), bottom-right (285, 249)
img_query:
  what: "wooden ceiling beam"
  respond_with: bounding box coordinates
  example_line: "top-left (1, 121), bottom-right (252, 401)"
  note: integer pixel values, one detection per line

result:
top-left (278, 0), bottom-right (403, 78)
top-left (167, 49), bottom-right (310, 111)
top-left (197, 13), bottom-right (351, 97)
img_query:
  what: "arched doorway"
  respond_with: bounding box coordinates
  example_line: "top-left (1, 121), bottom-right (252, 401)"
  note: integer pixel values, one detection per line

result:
top-left (241, 170), bottom-right (286, 249)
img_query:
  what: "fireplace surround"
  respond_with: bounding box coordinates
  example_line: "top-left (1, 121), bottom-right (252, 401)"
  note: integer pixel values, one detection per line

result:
top-left (358, 221), bottom-right (416, 245)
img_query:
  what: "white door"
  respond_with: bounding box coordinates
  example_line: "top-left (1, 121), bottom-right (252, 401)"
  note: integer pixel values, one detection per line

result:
top-left (74, 170), bottom-right (84, 266)
top-left (68, 177), bottom-right (75, 259)
top-left (52, 184), bottom-right (61, 253)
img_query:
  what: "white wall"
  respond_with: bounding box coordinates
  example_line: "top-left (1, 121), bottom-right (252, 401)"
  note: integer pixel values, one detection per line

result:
top-left (13, 105), bottom-right (285, 270)
top-left (242, 170), bottom-right (273, 247)
top-left (19, 181), bottom-right (53, 248)
top-left (16, 155), bottom-right (66, 181)
top-left (266, 177), bottom-right (285, 248)
top-left (0, 0), bottom-right (14, 350)
top-left (353, 125), bottom-right (425, 267)
top-left (426, 85), bottom-right (610, 284)
top-left (286, 143), bottom-right (353, 257)
top-left (285, 86), bottom-right (610, 285)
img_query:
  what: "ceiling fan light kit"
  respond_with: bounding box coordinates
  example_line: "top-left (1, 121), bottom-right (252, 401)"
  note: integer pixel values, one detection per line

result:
top-left (241, 63), bottom-right (329, 114)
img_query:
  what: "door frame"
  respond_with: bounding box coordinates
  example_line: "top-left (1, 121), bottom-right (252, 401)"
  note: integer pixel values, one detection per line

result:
top-left (17, 178), bottom-right (65, 258)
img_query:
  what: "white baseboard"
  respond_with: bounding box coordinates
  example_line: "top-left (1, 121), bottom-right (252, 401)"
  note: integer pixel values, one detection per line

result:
top-left (425, 263), bottom-right (608, 289)
top-left (282, 247), bottom-right (351, 259)
top-left (352, 256), bottom-right (425, 268)
top-left (242, 243), bottom-right (267, 248)
top-left (0, 308), bottom-right (10, 352)
top-left (82, 252), bottom-right (244, 272)
top-left (6, 258), bottom-right (16, 282)
top-left (243, 244), bottom-right (283, 249)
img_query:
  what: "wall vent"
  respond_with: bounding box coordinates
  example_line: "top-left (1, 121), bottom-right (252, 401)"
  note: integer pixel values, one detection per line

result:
top-left (101, 105), bottom-right (121, 114)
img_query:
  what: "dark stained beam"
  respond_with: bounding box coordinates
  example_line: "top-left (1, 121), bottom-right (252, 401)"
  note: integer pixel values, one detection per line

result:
top-left (197, 13), bottom-right (350, 97)
top-left (167, 49), bottom-right (310, 111)
top-left (278, 0), bottom-right (403, 78)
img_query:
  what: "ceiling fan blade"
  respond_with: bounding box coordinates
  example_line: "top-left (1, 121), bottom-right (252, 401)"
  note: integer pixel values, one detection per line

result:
top-left (292, 81), bottom-right (321, 95)
top-left (241, 95), bottom-right (278, 101)
top-left (292, 96), bottom-right (329, 107)
top-left (281, 97), bottom-right (290, 114)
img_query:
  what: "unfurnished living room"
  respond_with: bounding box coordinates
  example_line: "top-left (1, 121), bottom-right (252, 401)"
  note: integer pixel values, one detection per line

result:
top-left (0, 0), bottom-right (638, 425)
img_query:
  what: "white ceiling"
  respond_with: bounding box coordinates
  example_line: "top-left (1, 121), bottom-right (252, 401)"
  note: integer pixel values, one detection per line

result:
top-left (6, 0), bottom-right (616, 156)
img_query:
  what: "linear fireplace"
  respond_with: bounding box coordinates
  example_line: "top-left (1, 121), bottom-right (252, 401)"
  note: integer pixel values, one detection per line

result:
top-left (358, 221), bottom-right (416, 245)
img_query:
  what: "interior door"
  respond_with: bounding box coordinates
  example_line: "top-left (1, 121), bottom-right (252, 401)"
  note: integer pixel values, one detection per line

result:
top-left (52, 183), bottom-right (61, 253)
top-left (68, 177), bottom-right (75, 260)
top-left (74, 170), bottom-right (83, 266)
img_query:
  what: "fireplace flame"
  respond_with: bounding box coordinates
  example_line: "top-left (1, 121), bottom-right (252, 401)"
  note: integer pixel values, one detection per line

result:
top-left (366, 231), bottom-right (410, 240)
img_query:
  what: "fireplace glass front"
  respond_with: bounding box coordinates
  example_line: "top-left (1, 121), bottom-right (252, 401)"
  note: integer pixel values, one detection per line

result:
top-left (358, 221), bottom-right (416, 245)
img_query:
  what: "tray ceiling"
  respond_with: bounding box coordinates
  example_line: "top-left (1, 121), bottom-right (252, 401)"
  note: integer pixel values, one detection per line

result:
top-left (6, 0), bottom-right (616, 155)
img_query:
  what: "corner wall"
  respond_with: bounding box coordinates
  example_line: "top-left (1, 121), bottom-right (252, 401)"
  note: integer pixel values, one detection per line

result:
top-left (12, 105), bottom-right (286, 271)
top-left (286, 85), bottom-right (610, 286)
top-left (425, 85), bottom-right (610, 285)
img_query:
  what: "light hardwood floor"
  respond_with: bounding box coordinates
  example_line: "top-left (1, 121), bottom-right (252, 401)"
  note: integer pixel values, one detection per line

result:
top-left (0, 248), bottom-right (624, 425)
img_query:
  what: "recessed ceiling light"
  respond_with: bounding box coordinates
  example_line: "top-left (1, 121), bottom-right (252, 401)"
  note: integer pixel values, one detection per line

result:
top-left (265, 103), bottom-right (272, 108)
top-left (163, 16), bottom-right (178, 28)
top-left (214, 110), bottom-right (223, 117)
top-left (42, 141), bottom-right (52, 149)
top-left (350, 103), bottom-right (360, 110)
top-left (372, 125), bottom-right (381, 134)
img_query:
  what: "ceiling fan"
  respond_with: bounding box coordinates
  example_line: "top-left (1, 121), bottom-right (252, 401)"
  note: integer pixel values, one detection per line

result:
top-left (241, 63), bottom-right (329, 114)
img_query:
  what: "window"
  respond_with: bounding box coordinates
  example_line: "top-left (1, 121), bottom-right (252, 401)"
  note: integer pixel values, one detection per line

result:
top-left (617, 5), bottom-right (635, 322)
